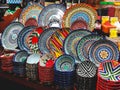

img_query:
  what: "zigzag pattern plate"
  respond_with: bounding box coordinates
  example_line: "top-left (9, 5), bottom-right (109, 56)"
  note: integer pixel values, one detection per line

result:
top-left (62, 3), bottom-right (97, 31)
top-left (77, 34), bottom-right (104, 61)
top-left (98, 60), bottom-right (120, 81)
top-left (63, 29), bottom-right (91, 62)
top-left (76, 61), bottom-right (97, 78)
top-left (89, 39), bottom-right (119, 67)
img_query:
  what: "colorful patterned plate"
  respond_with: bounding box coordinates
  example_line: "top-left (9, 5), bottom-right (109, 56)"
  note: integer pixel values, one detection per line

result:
top-left (77, 34), bottom-right (104, 61)
top-left (98, 60), bottom-right (120, 81)
top-left (38, 4), bottom-right (66, 28)
top-left (27, 27), bottom-right (43, 53)
top-left (62, 3), bottom-right (97, 31)
top-left (89, 39), bottom-right (119, 67)
top-left (17, 26), bottom-right (36, 53)
top-left (63, 29), bottom-right (92, 63)
top-left (38, 27), bottom-right (59, 54)
top-left (19, 2), bottom-right (44, 25)
top-left (1, 22), bottom-right (24, 50)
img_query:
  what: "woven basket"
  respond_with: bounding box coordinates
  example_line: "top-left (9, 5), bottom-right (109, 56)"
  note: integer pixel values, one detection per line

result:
top-left (38, 65), bottom-right (54, 84)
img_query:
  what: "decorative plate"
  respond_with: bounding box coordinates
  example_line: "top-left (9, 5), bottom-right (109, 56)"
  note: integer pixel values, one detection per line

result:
top-left (62, 3), bottom-right (97, 31)
top-left (1, 22), bottom-right (24, 50)
top-left (98, 60), bottom-right (120, 81)
top-left (17, 26), bottom-right (36, 53)
top-left (27, 27), bottom-right (43, 53)
top-left (38, 4), bottom-right (66, 28)
top-left (77, 34), bottom-right (104, 62)
top-left (76, 61), bottom-right (97, 78)
top-left (25, 18), bottom-right (38, 27)
top-left (26, 53), bottom-right (40, 64)
top-left (48, 28), bottom-right (71, 58)
top-left (19, 2), bottom-right (44, 25)
top-left (89, 39), bottom-right (119, 67)
top-left (63, 29), bottom-right (91, 63)
top-left (13, 50), bottom-right (29, 62)
top-left (55, 54), bottom-right (75, 71)
top-left (70, 18), bottom-right (88, 30)
top-left (38, 27), bottom-right (59, 54)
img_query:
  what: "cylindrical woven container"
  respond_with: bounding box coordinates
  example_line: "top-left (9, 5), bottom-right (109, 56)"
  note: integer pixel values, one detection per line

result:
top-left (0, 52), bottom-right (15, 73)
top-left (13, 50), bottom-right (29, 77)
top-left (96, 60), bottom-right (120, 90)
top-left (76, 61), bottom-right (97, 90)
top-left (38, 65), bottom-right (54, 84)
top-left (26, 53), bottom-right (40, 81)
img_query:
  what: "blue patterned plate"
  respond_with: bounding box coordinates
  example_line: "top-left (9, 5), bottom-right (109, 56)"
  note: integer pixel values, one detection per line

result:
top-left (17, 26), bottom-right (36, 53)
top-left (38, 4), bottom-right (66, 28)
top-left (89, 39), bottom-right (119, 67)
top-left (77, 34), bottom-right (104, 61)
top-left (63, 29), bottom-right (91, 63)
top-left (1, 22), bottom-right (24, 50)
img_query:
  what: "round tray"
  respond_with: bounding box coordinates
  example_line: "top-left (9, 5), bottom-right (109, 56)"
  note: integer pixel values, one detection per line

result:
top-left (62, 3), bottom-right (97, 31)
top-left (38, 4), bottom-right (66, 28)
top-left (1, 22), bottom-right (24, 50)
top-left (77, 34), bottom-right (104, 61)
top-left (63, 29), bottom-right (91, 62)
top-left (89, 39), bottom-right (119, 67)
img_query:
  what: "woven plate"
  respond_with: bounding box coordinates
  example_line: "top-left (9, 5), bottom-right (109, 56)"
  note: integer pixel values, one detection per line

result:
top-left (38, 4), bottom-right (66, 28)
top-left (1, 22), bottom-right (24, 50)
top-left (77, 34), bottom-right (104, 62)
top-left (38, 27), bottom-right (59, 54)
top-left (63, 29), bottom-right (91, 62)
top-left (19, 2), bottom-right (44, 25)
top-left (17, 26), bottom-right (36, 53)
top-left (89, 39), bottom-right (119, 67)
top-left (98, 60), bottom-right (120, 81)
top-left (62, 3), bottom-right (97, 31)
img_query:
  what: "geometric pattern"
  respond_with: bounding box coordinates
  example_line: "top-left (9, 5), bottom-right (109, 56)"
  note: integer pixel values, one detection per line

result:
top-left (98, 60), bottom-right (120, 81)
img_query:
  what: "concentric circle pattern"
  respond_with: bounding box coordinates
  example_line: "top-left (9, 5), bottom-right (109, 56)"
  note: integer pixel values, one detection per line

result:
top-left (89, 39), bottom-right (119, 67)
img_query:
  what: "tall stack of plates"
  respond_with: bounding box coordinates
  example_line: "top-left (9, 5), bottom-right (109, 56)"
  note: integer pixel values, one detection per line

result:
top-left (97, 60), bottom-right (120, 90)
top-left (26, 53), bottom-right (40, 80)
top-left (76, 61), bottom-right (97, 90)
top-left (54, 54), bottom-right (75, 89)
top-left (13, 50), bottom-right (29, 77)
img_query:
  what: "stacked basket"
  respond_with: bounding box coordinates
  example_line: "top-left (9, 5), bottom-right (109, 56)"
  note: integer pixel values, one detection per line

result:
top-left (13, 50), bottom-right (29, 77)
top-left (97, 60), bottom-right (120, 90)
top-left (76, 61), bottom-right (97, 90)
top-left (54, 54), bottom-right (75, 89)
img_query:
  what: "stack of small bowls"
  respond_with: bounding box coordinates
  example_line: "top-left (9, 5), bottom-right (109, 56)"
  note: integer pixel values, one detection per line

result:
top-left (13, 50), bottom-right (29, 77)
top-left (76, 61), bottom-right (97, 90)
top-left (54, 54), bottom-right (75, 89)
top-left (96, 60), bottom-right (120, 90)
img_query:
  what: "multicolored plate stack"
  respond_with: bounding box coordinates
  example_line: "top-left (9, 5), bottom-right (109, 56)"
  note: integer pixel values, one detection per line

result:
top-left (97, 60), bottom-right (120, 90)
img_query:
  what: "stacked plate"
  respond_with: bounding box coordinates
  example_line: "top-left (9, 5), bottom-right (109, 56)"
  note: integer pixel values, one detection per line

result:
top-left (54, 54), bottom-right (75, 89)
top-left (76, 61), bottom-right (97, 90)
top-left (13, 50), bottom-right (29, 77)
top-left (26, 53), bottom-right (40, 80)
top-left (97, 60), bottom-right (120, 90)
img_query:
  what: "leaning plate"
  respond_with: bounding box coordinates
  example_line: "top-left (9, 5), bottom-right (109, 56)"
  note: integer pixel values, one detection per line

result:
top-left (62, 3), bottom-right (97, 31)
top-left (17, 26), bottom-right (36, 53)
top-left (63, 29), bottom-right (91, 62)
top-left (38, 27), bottom-right (59, 54)
top-left (89, 39), bottom-right (119, 67)
top-left (1, 22), bottom-right (24, 50)
top-left (77, 34), bottom-right (104, 61)
top-left (38, 4), bottom-right (66, 28)
top-left (19, 2), bottom-right (44, 25)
